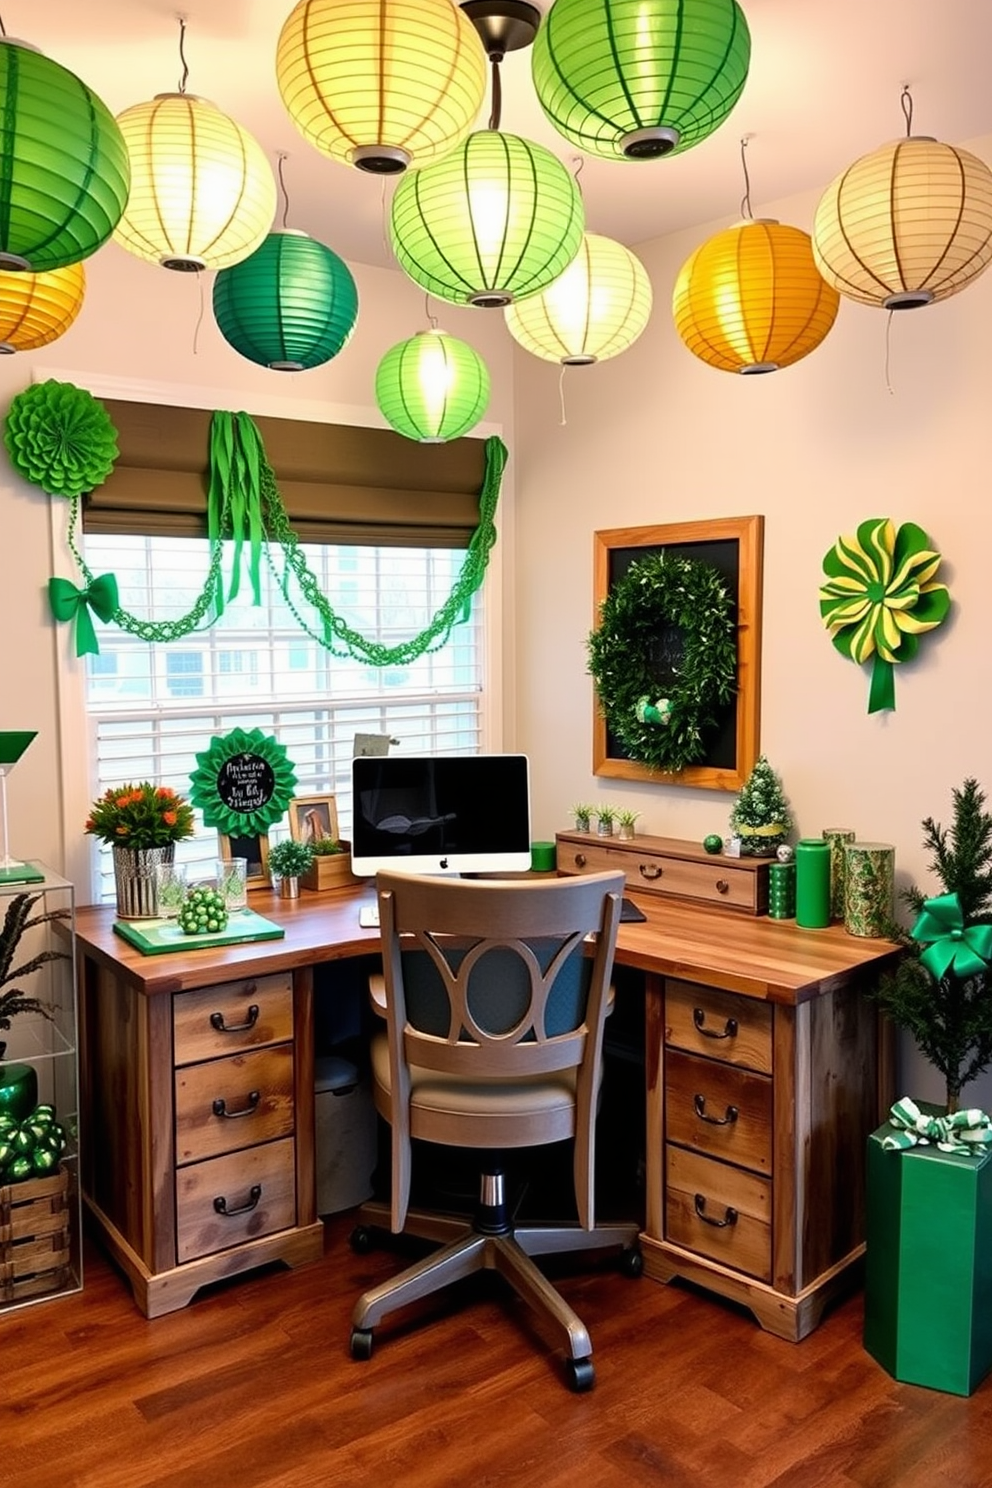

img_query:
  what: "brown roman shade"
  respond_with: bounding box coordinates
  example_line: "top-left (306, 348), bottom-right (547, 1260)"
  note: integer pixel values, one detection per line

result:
top-left (82, 400), bottom-right (489, 548)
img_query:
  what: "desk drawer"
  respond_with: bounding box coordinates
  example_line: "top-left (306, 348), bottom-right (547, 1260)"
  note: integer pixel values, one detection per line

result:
top-left (173, 973), bottom-right (293, 1064)
top-left (665, 979), bottom-right (772, 1074)
top-left (556, 834), bottom-right (767, 913)
top-left (665, 1048), bottom-right (772, 1174)
top-left (665, 1145), bottom-right (771, 1282)
top-left (176, 1138), bottom-right (296, 1263)
top-left (175, 1045), bottom-right (295, 1165)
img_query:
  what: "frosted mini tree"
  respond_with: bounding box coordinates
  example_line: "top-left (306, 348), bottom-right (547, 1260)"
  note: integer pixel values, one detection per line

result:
top-left (730, 755), bottom-right (792, 857)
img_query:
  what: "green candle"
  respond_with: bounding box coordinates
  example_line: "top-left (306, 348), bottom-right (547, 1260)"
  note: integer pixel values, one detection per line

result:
top-left (795, 839), bottom-right (831, 929)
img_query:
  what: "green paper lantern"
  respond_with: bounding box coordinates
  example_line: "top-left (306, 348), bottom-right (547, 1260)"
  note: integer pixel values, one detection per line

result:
top-left (375, 330), bottom-right (489, 443)
top-left (3, 379), bottom-right (119, 498)
top-left (0, 39), bottom-right (130, 271)
top-left (213, 230), bottom-right (359, 371)
top-left (389, 130), bottom-right (585, 307)
top-left (531, 0), bottom-right (751, 162)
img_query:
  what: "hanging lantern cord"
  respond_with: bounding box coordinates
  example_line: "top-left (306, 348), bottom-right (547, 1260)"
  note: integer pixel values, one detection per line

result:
top-left (177, 15), bottom-right (189, 94)
top-left (0, 15), bottom-right (6, 37)
top-left (277, 152), bottom-right (291, 230)
top-left (424, 293), bottom-right (439, 332)
top-left (900, 85), bottom-right (913, 137)
top-left (739, 136), bottom-right (753, 220)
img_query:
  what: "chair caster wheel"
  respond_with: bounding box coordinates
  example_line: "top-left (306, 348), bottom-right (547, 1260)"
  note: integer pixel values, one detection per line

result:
top-left (350, 1225), bottom-right (374, 1255)
top-left (566, 1356), bottom-right (595, 1392)
top-left (620, 1246), bottom-right (643, 1278)
top-left (350, 1327), bottom-right (374, 1360)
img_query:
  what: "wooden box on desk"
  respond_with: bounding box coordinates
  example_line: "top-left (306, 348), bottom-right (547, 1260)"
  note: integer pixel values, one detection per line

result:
top-left (556, 831), bottom-right (771, 914)
top-left (301, 844), bottom-right (360, 893)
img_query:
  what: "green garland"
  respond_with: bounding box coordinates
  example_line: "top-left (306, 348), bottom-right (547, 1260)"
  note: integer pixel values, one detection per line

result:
top-left (587, 551), bottom-right (738, 774)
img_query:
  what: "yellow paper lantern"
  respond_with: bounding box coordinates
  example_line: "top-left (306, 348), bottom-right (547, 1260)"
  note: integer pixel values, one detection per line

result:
top-left (113, 94), bottom-right (276, 271)
top-left (276, 0), bottom-right (487, 175)
top-left (505, 232), bottom-right (652, 364)
top-left (0, 262), bottom-right (86, 353)
top-left (673, 219), bottom-right (840, 373)
top-left (812, 137), bottom-right (992, 309)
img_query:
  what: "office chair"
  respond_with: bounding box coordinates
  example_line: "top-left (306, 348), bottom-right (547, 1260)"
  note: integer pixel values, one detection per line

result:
top-left (349, 868), bottom-right (641, 1391)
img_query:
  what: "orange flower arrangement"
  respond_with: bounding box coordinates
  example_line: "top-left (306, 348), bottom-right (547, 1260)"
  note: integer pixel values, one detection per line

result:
top-left (85, 782), bottom-right (195, 849)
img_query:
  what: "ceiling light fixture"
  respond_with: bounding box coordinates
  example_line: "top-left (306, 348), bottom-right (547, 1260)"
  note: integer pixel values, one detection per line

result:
top-left (812, 88), bottom-right (992, 311)
top-left (673, 137), bottom-right (840, 373)
top-left (531, 0), bottom-right (751, 162)
top-left (376, 324), bottom-right (490, 442)
top-left (505, 231), bottom-right (652, 364)
top-left (389, 3), bottom-right (584, 307)
top-left (276, 0), bottom-right (487, 175)
top-left (0, 37), bottom-right (129, 272)
top-left (113, 20), bottom-right (276, 272)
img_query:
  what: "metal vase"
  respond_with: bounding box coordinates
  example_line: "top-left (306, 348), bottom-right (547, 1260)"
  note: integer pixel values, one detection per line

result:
top-left (279, 875), bottom-right (300, 900)
top-left (113, 843), bottom-right (175, 919)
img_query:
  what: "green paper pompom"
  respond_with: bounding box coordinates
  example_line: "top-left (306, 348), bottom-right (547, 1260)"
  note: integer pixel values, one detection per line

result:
top-left (3, 379), bottom-right (119, 498)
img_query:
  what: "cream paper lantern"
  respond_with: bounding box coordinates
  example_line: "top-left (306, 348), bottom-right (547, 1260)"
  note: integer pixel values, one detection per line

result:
top-left (505, 232), bottom-right (652, 364)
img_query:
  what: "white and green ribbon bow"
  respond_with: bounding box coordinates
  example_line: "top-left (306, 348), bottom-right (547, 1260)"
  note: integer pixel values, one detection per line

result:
top-left (881, 1095), bottom-right (992, 1154)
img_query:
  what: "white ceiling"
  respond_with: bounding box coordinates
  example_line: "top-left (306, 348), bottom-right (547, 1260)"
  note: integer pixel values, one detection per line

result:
top-left (15, 0), bottom-right (992, 271)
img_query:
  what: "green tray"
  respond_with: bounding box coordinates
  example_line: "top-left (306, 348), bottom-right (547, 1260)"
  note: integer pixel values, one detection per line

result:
top-left (113, 909), bottom-right (285, 956)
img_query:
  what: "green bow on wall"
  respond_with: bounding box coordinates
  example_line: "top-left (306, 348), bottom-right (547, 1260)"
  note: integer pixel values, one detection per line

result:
top-left (911, 891), bottom-right (992, 981)
top-left (48, 573), bottom-right (119, 656)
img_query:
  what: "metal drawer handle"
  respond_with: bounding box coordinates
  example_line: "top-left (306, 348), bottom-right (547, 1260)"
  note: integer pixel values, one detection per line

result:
top-left (715, 879), bottom-right (729, 895)
top-left (694, 1194), bottom-right (738, 1229)
top-left (693, 1007), bottom-right (738, 1040)
top-left (639, 862), bottom-right (663, 881)
top-left (213, 1184), bottom-right (262, 1218)
top-left (693, 1093), bottom-right (739, 1126)
top-left (209, 1003), bottom-right (260, 1034)
top-left (212, 1090), bottom-right (261, 1120)
top-left (574, 853), bottom-right (587, 868)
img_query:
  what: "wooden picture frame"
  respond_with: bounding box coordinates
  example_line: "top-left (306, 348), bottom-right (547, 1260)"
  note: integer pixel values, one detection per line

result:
top-left (592, 515), bottom-right (764, 792)
top-left (288, 794), bottom-right (340, 846)
top-left (218, 831), bottom-right (270, 889)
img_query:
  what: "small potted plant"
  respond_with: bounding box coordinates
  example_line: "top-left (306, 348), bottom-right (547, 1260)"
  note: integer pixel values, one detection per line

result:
top-left (85, 782), bottom-right (196, 918)
top-left (301, 836), bottom-right (359, 893)
top-left (571, 804), bottom-right (595, 834)
top-left (729, 756), bottom-right (792, 857)
top-left (0, 891), bottom-right (69, 1121)
top-left (616, 808), bottom-right (640, 842)
top-left (267, 838), bottom-right (315, 899)
top-left (595, 805), bottom-right (617, 838)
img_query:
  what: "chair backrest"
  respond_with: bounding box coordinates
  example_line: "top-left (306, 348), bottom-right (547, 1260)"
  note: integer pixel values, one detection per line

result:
top-left (375, 869), bottom-right (625, 1230)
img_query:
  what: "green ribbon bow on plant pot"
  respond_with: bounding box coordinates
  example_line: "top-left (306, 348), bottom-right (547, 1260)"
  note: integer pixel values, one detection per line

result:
top-left (880, 1095), bottom-right (992, 1154)
top-left (48, 573), bottom-right (119, 656)
top-left (911, 891), bottom-right (992, 981)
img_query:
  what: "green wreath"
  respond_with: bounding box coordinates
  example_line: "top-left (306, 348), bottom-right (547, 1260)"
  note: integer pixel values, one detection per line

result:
top-left (588, 552), bottom-right (738, 773)
top-left (189, 727), bottom-right (298, 836)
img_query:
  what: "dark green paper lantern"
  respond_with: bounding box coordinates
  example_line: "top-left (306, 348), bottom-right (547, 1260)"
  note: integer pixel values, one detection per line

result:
top-left (212, 230), bottom-right (359, 371)
top-left (0, 38), bottom-right (130, 271)
top-left (531, 0), bottom-right (751, 162)
top-left (375, 330), bottom-right (489, 443)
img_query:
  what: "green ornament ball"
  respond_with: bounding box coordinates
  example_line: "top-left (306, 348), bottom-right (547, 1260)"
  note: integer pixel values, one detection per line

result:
top-left (703, 834), bottom-right (724, 855)
top-left (177, 886), bottom-right (229, 936)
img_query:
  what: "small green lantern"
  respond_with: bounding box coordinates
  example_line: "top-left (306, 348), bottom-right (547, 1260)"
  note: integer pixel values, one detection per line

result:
top-left (213, 230), bottom-right (359, 371)
top-left (531, 0), bottom-right (751, 162)
top-left (375, 330), bottom-right (489, 443)
top-left (0, 38), bottom-right (130, 271)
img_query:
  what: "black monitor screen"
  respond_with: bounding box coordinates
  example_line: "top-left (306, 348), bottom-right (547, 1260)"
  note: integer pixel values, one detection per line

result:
top-left (350, 754), bottom-right (531, 877)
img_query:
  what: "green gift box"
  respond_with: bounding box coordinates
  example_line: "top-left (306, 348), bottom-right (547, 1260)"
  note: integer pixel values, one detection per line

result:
top-left (864, 1118), bottom-right (992, 1395)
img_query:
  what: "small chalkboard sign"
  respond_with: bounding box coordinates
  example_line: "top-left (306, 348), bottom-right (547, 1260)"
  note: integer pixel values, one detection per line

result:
top-left (217, 753), bottom-right (277, 815)
top-left (189, 726), bottom-right (297, 841)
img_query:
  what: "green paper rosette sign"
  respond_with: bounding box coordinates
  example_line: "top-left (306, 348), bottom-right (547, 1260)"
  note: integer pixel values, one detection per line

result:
top-left (3, 379), bottom-right (119, 498)
top-left (819, 517), bottom-right (950, 714)
top-left (189, 728), bottom-right (297, 836)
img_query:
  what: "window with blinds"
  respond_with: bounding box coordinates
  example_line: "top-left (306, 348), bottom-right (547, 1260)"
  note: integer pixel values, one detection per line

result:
top-left (83, 532), bottom-right (484, 905)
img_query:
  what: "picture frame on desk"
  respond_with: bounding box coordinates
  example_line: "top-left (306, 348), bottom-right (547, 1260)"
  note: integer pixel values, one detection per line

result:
top-left (218, 831), bottom-right (270, 889)
top-left (288, 794), bottom-right (340, 846)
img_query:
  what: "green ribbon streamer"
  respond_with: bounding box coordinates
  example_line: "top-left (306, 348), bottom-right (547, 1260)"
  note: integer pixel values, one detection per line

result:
top-left (911, 891), bottom-right (992, 980)
top-left (48, 573), bottom-right (119, 656)
top-left (207, 411), bottom-right (264, 615)
top-left (880, 1095), bottom-right (992, 1154)
top-left (867, 655), bottom-right (895, 715)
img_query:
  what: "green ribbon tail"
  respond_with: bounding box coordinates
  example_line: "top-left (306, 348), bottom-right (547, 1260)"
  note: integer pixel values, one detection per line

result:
top-left (237, 411), bottom-right (264, 606)
top-left (207, 414), bottom-right (235, 620)
top-left (867, 655), bottom-right (895, 713)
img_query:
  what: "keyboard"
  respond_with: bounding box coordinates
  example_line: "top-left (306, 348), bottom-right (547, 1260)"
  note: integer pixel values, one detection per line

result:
top-left (359, 903), bottom-right (380, 929)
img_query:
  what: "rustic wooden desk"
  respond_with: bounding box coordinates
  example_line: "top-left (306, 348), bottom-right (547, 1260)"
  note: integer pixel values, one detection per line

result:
top-left (73, 884), bottom-right (900, 1336)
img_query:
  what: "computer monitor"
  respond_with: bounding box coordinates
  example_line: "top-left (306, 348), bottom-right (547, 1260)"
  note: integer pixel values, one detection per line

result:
top-left (350, 754), bottom-right (531, 878)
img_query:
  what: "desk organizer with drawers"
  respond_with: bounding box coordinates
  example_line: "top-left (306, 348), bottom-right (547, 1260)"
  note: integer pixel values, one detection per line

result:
top-left (555, 830), bottom-right (771, 914)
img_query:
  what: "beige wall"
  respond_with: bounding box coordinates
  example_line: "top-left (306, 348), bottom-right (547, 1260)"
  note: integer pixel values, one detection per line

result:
top-left (510, 135), bottom-right (992, 1105)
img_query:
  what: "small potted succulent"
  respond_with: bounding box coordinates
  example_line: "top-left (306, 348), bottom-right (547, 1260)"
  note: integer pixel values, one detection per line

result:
top-left (616, 808), bottom-right (641, 842)
top-left (267, 838), bottom-right (315, 899)
top-left (571, 804), bottom-right (595, 834)
top-left (595, 805), bottom-right (617, 838)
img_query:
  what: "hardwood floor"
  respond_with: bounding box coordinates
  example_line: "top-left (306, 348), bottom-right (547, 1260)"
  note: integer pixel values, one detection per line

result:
top-left (4, 1215), bottom-right (992, 1488)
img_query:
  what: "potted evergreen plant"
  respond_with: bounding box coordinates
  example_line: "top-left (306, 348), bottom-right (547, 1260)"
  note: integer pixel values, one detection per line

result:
top-left (268, 838), bottom-right (315, 899)
top-left (729, 755), bottom-right (792, 856)
top-left (0, 891), bottom-right (69, 1122)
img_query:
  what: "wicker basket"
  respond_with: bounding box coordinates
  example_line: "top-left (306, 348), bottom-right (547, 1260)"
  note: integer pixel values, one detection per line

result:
top-left (0, 1164), bottom-right (72, 1304)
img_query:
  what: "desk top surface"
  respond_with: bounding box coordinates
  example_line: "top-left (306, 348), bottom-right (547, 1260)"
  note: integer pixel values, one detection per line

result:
top-left (72, 882), bottom-right (901, 1005)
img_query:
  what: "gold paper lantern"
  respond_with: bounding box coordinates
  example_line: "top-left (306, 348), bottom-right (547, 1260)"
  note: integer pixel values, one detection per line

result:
top-left (0, 262), bottom-right (86, 353)
top-left (673, 219), bottom-right (840, 373)
top-left (276, 0), bottom-right (487, 174)
top-left (812, 137), bottom-right (992, 309)
top-left (113, 94), bottom-right (276, 271)
top-left (505, 233), bottom-right (652, 364)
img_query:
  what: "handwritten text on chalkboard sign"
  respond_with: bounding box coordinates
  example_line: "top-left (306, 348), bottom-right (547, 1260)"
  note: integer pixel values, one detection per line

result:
top-left (217, 752), bottom-right (276, 814)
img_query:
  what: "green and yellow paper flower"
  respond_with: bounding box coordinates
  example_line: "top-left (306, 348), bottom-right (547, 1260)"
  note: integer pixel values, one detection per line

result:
top-left (819, 518), bottom-right (950, 713)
